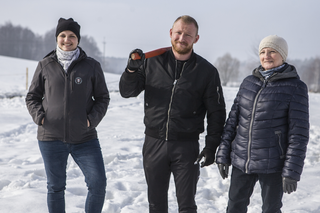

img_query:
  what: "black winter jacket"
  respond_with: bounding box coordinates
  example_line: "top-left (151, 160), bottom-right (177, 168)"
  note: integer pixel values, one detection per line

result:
top-left (216, 64), bottom-right (309, 181)
top-left (26, 48), bottom-right (110, 144)
top-left (119, 50), bottom-right (226, 151)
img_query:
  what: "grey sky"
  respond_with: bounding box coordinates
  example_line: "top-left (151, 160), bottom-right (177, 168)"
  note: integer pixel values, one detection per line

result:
top-left (1, 0), bottom-right (319, 62)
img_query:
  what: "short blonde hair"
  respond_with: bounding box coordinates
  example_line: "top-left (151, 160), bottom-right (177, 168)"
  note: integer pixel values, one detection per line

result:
top-left (173, 15), bottom-right (199, 35)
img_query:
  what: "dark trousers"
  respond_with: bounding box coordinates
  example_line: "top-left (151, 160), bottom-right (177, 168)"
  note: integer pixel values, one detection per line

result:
top-left (227, 166), bottom-right (283, 213)
top-left (142, 135), bottom-right (200, 213)
top-left (38, 139), bottom-right (106, 213)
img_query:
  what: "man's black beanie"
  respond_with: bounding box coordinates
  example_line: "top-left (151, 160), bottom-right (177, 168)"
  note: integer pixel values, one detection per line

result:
top-left (55, 18), bottom-right (81, 42)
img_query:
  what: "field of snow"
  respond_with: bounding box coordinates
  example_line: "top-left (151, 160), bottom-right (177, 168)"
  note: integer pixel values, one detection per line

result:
top-left (0, 55), bottom-right (319, 212)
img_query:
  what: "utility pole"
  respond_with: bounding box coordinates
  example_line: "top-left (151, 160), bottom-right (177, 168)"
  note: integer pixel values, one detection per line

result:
top-left (26, 67), bottom-right (28, 90)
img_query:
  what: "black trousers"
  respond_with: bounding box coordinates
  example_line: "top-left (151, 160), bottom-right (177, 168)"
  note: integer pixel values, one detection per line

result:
top-left (227, 166), bottom-right (283, 213)
top-left (142, 135), bottom-right (200, 213)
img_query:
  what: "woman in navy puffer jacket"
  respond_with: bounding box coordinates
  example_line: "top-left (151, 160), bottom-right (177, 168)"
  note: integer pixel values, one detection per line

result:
top-left (216, 35), bottom-right (309, 213)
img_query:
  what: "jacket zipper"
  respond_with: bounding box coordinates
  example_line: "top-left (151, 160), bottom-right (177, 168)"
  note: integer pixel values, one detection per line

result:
top-left (165, 61), bottom-right (186, 140)
top-left (54, 53), bottom-right (83, 143)
top-left (63, 63), bottom-right (76, 142)
top-left (64, 72), bottom-right (69, 143)
top-left (245, 79), bottom-right (267, 173)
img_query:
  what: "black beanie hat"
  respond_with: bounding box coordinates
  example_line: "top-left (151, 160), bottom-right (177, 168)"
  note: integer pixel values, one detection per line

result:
top-left (56, 18), bottom-right (81, 42)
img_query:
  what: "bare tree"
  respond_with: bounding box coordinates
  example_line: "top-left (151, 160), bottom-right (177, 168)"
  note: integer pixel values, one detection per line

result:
top-left (214, 53), bottom-right (240, 86)
top-left (305, 57), bottom-right (320, 92)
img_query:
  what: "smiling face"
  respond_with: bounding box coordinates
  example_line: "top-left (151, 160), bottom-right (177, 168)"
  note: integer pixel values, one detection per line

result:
top-left (57, 30), bottom-right (78, 51)
top-left (259, 47), bottom-right (284, 70)
top-left (170, 19), bottom-right (199, 60)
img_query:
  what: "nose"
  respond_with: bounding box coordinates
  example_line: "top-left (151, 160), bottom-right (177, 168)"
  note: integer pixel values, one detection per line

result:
top-left (264, 51), bottom-right (271, 58)
top-left (178, 33), bottom-right (186, 42)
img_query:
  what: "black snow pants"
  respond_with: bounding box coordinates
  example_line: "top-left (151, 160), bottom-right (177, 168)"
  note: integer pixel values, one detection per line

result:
top-left (227, 166), bottom-right (283, 213)
top-left (142, 135), bottom-right (200, 213)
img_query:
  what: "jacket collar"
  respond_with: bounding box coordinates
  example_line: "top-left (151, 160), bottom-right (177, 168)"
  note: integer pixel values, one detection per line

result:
top-left (252, 63), bottom-right (299, 82)
top-left (168, 48), bottom-right (196, 62)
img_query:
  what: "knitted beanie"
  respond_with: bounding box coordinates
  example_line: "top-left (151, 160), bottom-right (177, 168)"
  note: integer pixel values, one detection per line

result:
top-left (259, 35), bottom-right (288, 61)
top-left (55, 18), bottom-right (81, 42)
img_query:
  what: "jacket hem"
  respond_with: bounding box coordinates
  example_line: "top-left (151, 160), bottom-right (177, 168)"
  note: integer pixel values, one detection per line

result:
top-left (145, 127), bottom-right (199, 141)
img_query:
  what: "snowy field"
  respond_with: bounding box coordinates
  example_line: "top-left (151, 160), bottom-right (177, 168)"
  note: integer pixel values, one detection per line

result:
top-left (0, 55), bottom-right (319, 213)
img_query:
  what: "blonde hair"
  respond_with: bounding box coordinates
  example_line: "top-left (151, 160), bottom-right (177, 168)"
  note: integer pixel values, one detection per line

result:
top-left (173, 15), bottom-right (199, 35)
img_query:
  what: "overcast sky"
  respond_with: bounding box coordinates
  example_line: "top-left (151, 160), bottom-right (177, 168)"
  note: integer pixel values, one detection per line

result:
top-left (1, 0), bottom-right (319, 62)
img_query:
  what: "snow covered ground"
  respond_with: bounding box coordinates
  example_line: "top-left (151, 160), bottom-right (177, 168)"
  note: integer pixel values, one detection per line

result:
top-left (0, 55), bottom-right (319, 212)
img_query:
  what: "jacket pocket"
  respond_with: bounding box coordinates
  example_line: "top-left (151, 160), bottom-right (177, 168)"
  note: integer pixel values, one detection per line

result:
top-left (217, 86), bottom-right (221, 104)
top-left (275, 130), bottom-right (285, 159)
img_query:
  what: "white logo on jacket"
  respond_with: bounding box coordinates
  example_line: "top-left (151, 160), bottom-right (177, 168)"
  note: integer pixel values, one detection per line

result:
top-left (75, 77), bottom-right (82, 84)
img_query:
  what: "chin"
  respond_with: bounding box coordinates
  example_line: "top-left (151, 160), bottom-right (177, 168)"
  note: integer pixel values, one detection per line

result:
top-left (263, 64), bottom-right (274, 70)
top-left (64, 47), bottom-right (76, 51)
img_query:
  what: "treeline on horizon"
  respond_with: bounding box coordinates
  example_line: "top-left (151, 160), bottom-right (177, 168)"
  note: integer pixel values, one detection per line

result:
top-left (0, 22), bottom-right (126, 74)
top-left (0, 22), bottom-right (319, 92)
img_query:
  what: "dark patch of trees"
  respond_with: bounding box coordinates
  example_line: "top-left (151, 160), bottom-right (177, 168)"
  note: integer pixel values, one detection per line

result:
top-left (0, 22), bottom-right (126, 74)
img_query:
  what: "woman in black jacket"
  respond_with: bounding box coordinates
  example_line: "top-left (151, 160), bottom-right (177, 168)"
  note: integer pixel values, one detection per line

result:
top-left (26, 18), bottom-right (110, 213)
top-left (216, 35), bottom-right (309, 213)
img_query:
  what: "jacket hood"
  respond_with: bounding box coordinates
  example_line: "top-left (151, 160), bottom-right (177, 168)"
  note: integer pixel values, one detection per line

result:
top-left (252, 63), bottom-right (299, 82)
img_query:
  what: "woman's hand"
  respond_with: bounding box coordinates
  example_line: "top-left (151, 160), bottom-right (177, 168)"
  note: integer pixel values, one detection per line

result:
top-left (87, 119), bottom-right (90, 127)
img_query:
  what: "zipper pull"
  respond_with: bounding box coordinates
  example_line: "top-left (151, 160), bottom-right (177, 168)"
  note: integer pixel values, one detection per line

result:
top-left (173, 79), bottom-right (177, 85)
top-left (262, 79), bottom-right (267, 88)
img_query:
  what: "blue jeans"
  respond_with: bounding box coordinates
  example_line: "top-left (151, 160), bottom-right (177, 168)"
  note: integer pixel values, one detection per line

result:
top-left (227, 166), bottom-right (283, 213)
top-left (38, 139), bottom-right (106, 213)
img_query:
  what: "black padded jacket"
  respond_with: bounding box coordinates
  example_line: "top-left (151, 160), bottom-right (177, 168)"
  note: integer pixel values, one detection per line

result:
top-left (216, 64), bottom-right (309, 181)
top-left (119, 49), bottom-right (226, 151)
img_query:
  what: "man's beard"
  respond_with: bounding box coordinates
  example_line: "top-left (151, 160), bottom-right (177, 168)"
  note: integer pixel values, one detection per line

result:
top-left (171, 41), bottom-right (193, 55)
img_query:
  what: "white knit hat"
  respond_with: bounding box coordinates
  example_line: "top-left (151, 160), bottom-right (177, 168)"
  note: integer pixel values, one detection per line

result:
top-left (259, 35), bottom-right (288, 61)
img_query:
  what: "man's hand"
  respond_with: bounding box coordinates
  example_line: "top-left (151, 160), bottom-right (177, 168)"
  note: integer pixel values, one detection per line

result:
top-left (195, 149), bottom-right (215, 168)
top-left (217, 164), bottom-right (230, 179)
top-left (126, 49), bottom-right (145, 72)
top-left (283, 177), bottom-right (297, 194)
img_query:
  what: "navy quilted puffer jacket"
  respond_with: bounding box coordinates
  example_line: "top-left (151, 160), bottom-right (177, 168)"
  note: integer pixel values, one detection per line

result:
top-left (216, 63), bottom-right (309, 181)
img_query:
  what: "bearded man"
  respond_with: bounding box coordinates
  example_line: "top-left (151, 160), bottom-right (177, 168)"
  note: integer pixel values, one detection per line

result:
top-left (119, 15), bottom-right (226, 213)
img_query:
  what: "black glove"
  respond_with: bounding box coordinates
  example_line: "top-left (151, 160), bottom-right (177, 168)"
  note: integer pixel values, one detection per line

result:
top-left (195, 149), bottom-right (215, 168)
top-left (283, 177), bottom-right (297, 194)
top-left (217, 164), bottom-right (229, 179)
top-left (126, 49), bottom-right (145, 72)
